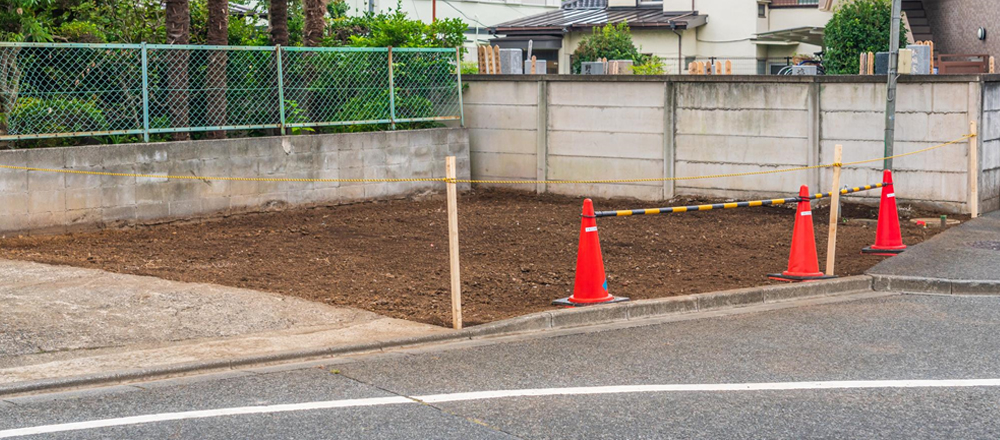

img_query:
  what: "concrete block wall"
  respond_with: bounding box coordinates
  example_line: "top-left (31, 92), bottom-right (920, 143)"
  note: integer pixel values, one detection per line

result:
top-left (0, 128), bottom-right (470, 234)
top-left (462, 75), bottom-right (990, 214)
top-left (545, 81), bottom-right (668, 200)
top-left (463, 81), bottom-right (540, 184)
top-left (983, 81), bottom-right (1000, 213)
top-left (819, 81), bottom-right (979, 212)
top-left (675, 82), bottom-right (815, 199)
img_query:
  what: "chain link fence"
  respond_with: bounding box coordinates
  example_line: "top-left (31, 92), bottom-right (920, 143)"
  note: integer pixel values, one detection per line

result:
top-left (0, 43), bottom-right (463, 142)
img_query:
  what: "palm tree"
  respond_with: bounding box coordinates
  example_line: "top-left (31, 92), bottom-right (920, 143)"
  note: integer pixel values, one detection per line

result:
top-left (303, 0), bottom-right (326, 47)
top-left (205, 0), bottom-right (228, 139)
top-left (269, 0), bottom-right (289, 46)
top-left (165, 0), bottom-right (190, 141)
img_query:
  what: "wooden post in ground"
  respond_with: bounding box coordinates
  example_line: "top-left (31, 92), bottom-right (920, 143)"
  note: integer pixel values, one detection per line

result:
top-left (445, 156), bottom-right (463, 329)
top-left (826, 144), bottom-right (843, 277)
top-left (969, 120), bottom-right (979, 218)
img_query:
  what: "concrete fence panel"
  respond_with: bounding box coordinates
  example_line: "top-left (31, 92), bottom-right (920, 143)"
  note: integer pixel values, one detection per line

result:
top-left (461, 75), bottom-right (991, 214)
top-left (0, 128), bottom-right (469, 234)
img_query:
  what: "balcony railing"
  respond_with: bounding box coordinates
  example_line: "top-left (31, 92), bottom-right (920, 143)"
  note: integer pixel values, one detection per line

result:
top-left (770, 0), bottom-right (819, 7)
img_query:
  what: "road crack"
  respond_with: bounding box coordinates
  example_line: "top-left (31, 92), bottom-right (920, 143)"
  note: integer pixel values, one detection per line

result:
top-left (331, 368), bottom-right (525, 439)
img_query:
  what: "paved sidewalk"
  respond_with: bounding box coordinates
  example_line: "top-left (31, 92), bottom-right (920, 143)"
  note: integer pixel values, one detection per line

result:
top-left (868, 211), bottom-right (1000, 293)
top-left (0, 259), bottom-right (445, 385)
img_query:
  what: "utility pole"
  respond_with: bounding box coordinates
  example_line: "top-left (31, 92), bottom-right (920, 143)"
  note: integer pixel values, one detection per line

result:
top-left (883, 0), bottom-right (902, 170)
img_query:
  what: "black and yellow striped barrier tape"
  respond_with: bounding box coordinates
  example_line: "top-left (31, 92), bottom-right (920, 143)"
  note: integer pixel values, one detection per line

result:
top-left (594, 183), bottom-right (885, 218)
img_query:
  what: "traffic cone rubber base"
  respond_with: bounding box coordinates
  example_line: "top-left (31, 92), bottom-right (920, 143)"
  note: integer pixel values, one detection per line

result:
top-left (861, 246), bottom-right (906, 256)
top-left (767, 272), bottom-right (836, 282)
top-left (552, 295), bottom-right (630, 307)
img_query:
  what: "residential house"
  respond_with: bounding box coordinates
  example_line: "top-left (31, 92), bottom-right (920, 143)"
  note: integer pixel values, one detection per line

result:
top-left (908, 0), bottom-right (998, 58)
top-left (490, 0), bottom-right (835, 74)
top-left (339, 0), bottom-right (562, 47)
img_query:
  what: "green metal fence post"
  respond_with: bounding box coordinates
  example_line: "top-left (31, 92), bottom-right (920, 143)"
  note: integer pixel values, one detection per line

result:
top-left (276, 44), bottom-right (286, 135)
top-left (455, 47), bottom-right (464, 127)
top-left (141, 42), bottom-right (150, 143)
top-left (388, 46), bottom-right (396, 130)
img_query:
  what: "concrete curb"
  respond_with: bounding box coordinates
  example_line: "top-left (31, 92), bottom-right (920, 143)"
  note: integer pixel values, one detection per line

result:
top-left (871, 274), bottom-right (1000, 295)
top-left (0, 276), bottom-right (873, 397)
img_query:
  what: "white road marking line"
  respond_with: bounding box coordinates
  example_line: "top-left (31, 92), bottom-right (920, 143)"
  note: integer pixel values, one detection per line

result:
top-left (5, 379), bottom-right (1000, 438)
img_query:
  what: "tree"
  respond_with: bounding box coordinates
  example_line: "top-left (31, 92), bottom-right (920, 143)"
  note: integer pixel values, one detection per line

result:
top-left (165, 0), bottom-right (191, 141)
top-left (1, 0), bottom-right (54, 42)
top-left (303, 0), bottom-right (326, 47)
top-left (571, 22), bottom-right (643, 74)
top-left (205, 0), bottom-right (228, 139)
top-left (269, 0), bottom-right (289, 46)
top-left (823, 0), bottom-right (908, 75)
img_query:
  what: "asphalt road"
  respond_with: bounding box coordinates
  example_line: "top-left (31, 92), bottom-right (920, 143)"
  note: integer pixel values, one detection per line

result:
top-left (4, 293), bottom-right (1000, 439)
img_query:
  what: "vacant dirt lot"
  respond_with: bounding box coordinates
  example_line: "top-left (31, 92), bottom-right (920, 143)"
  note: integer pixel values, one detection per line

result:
top-left (0, 189), bottom-right (945, 326)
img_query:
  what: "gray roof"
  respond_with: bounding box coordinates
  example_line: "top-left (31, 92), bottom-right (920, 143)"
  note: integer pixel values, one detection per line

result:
top-left (492, 9), bottom-right (707, 33)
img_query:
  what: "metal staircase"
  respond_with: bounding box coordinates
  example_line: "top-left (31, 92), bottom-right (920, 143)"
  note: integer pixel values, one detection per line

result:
top-left (902, 0), bottom-right (933, 42)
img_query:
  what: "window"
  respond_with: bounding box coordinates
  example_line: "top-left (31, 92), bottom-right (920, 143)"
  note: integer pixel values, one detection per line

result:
top-left (758, 3), bottom-right (766, 17)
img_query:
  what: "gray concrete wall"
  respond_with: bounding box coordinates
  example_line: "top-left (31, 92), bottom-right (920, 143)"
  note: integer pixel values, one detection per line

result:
top-left (675, 82), bottom-right (815, 199)
top-left (546, 81), bottom-right (668, 200)
top-left (983, 81), bottom-right (1000, 213)
top-left (462, 75), bottom-right (989, 213)
top-left (0, 128), bottom-right (470, 234)
top-left (820, 81), bottom-right (979, 211)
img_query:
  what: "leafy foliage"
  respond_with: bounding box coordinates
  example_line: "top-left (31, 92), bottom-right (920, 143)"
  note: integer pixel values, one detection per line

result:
top-left (9, 97), bottom-right (106, 134)
top-left (54, 21), bottom-right (106, 43)
top-left (823, 0), bottom-right (908, 74)
top-left (632, 55), bottom-right (665, 75)
top-left (1, 0), bottom-right (463, 146)
top-left (571, 22), bottom-right (644, 74)
top-left (325, 3), bottom-right (465, 49)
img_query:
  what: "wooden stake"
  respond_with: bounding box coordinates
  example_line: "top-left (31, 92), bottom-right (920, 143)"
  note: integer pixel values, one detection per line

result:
top-left (445, 156), bottom-right (463, 330)
top-left (826, 144), bottom-right (843, 277)
top-left (530, 55), bottom-right (537, 74)
top-left (725, 60), bottom-right (732, 75)
top-left (970, 120), bottom-right (979, 218)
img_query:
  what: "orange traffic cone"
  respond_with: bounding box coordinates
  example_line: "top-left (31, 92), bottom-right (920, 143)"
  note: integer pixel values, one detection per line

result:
top-left (862, 169), bottom-right (906, 256)
top-left (553, 199), bottom-right (629, 307)
top-left (768, 185), bottom-right (835, 282)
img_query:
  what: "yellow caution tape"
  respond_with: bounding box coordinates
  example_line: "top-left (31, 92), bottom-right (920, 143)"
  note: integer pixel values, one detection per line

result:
top-left (0, 134), bottom-right (974, 185)
top-left (0, 164), bottom-right (447, 183)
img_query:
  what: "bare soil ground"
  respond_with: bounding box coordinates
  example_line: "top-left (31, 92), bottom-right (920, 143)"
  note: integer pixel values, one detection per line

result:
top-left (0, 189), bottom-right (948, 327)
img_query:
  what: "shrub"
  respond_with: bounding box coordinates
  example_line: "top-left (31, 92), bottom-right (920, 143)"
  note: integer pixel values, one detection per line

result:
top-left (632, 55), bottom-right (665, 75)
top-left (571, 22), bottom-right (642, 74)
top-left (9, 97), bottom-right (107, 135)
top-left (325, 3), bottom-right (465, 49)
top-left (54, 21), bottom-right (107, 43)
top-left (823, 0), bottom-right (908, 74)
